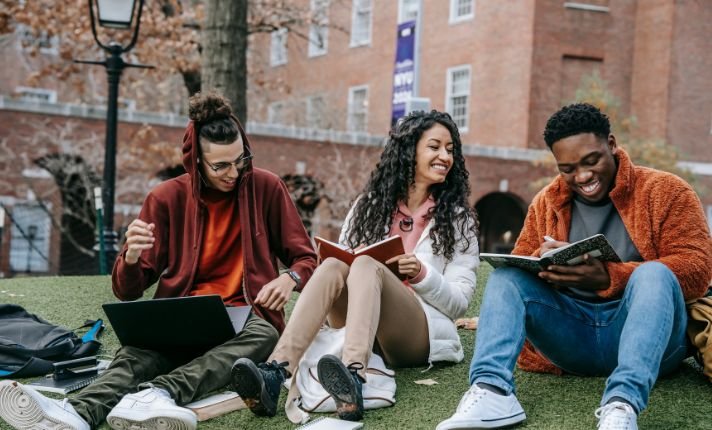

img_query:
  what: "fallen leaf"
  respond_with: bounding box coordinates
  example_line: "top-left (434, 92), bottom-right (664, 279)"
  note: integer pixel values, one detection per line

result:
top-left (414, 378), bottom-right (438, 386)
top-left (455, 317), bottom-right (479, 330)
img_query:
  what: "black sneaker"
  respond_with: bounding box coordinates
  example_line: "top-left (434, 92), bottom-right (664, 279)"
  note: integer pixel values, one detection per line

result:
top-left (231, 358), bottom-right (287, 417)
top-left (316, 354), bottom-right (365, 421)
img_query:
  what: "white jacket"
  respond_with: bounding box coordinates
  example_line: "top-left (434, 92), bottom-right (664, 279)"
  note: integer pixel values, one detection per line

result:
top-left (340, 205), bottom-right (479, 364)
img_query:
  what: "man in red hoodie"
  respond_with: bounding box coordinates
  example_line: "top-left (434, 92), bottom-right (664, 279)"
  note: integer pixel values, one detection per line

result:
top-left (0, 91), bottom-right (317, 430)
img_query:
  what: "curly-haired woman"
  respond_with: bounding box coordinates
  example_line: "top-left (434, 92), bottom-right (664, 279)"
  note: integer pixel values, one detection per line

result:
top-left (232, 110), bottom-right (480, 422)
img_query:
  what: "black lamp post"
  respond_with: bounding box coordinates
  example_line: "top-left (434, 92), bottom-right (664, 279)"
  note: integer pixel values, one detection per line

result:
top-left (76, 0), bottom-right (152, 273)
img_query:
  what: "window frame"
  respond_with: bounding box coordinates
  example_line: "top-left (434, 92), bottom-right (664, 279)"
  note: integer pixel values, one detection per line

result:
top-left (449, 0), bottom-right (475, 24)
top-left (350, 0), bottom-right (373, 47)
top-left (270, 28), bottom-right (288, 66)
top-left (308, 0), bottom-right (330, 57)
top-left (347, 85), bottom-right (369, 133)
top-left (445, 65), bottom-right (472, 133)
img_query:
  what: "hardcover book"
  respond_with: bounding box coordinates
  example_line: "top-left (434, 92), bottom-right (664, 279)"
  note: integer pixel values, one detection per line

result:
top-left (480, 234), bottom-right (621, 274)
top-left (184, 391), bottom-right (246, 421)
top-left (314, 235), bottom-right (406, 279)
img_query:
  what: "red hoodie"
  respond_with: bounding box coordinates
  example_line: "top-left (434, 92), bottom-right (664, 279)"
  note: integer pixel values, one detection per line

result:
top-left (111, 117), bottom-right (317, 332)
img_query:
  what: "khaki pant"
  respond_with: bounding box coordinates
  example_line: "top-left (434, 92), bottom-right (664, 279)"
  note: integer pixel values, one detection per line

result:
top-left (271, 256), bottom-right (430, 378)
top-left (70, 313), bottom-right (277, 427)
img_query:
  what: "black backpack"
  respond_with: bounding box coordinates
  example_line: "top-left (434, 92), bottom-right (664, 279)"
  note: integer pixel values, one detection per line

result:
top-left (0, 304), bottom-right (104, 378)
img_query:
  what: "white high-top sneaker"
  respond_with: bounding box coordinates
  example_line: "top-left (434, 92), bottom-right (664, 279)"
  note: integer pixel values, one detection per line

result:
top-left (106, 387), bottom-right (197, 430)
top-left (436, 384), bottom-right (526, 430)
top-left (0, 380), bottom-right (90, 430)
top-left (595, 401), bottom-right (638, 430)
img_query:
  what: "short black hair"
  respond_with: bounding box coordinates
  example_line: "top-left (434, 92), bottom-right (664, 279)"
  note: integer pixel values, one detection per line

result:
top-left (543, 103), bottom-right (611, 148)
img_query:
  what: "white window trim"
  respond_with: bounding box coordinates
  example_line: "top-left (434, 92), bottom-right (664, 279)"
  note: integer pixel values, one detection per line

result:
top-left (347, 85), bottom-right (369, 133)
top-left (398, 0), bottom-right (420, 24)
top-left (449, 0), bottom-right (475, 24)
top-left (268, 101), bottom-right (286, 125)
top-left (270, 28), bottom-right (288, 66)
top-left (14, 86), bottom-right (57, 104)
top-left (350, 0), bottom-right (373, 47)
top-left (308, 0), bottom-right (330, 57)
top-left (445, 65), bottom-right (472, 133)
top-left (306, 95), bottom-right (326, 129)
top-left (563, 2), bottom-right (610, 13)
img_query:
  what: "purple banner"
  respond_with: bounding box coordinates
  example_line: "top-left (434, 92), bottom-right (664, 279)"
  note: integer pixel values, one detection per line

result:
top-left (391, 20), bottom-right (417, 125)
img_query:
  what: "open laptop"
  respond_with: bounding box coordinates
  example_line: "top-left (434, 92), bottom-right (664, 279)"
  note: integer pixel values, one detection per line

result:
top-left (102, 295), bottom-right (251, 352)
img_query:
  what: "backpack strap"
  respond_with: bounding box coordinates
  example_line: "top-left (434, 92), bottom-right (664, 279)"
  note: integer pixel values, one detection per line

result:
top-left (0, 357), bottom-right (55, 379)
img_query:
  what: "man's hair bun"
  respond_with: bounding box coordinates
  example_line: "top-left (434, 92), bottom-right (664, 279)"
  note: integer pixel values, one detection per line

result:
top-left (188, 91), bottom-right (233, 124)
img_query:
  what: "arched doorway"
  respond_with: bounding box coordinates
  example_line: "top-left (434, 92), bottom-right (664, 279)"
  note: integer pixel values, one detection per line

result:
top-left (475, 192), bottom-right (527, 254)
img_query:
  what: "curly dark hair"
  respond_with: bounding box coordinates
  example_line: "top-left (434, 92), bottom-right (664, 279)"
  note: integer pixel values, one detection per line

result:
top-left (543, 103), bottom-right (611, 148)
top-left (188, 90), bottom-right (239, 144)
top-left (345, 110), bottom-right (478, 261)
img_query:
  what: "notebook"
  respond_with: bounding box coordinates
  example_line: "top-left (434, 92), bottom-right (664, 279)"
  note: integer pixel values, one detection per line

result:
top-left (296, 416), bottom-right (364, 430)
top-left (26, 359), bottom-right (111, 395)
top-left (102, 295), bottom-right (251, 352)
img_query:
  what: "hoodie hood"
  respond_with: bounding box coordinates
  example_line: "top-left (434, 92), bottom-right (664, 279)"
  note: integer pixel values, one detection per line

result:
top-left (181, 114), bottom-right (254, 202)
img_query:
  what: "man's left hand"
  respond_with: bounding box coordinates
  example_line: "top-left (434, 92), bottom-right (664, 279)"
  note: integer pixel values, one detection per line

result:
top-left (538, 254), bottom-right (610, 290)
top-left (254, 273), bottom-right (296, 311)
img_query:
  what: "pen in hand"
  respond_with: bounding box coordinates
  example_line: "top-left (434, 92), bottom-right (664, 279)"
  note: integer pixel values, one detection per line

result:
top-left (544, 235), bottom-right (556, 242)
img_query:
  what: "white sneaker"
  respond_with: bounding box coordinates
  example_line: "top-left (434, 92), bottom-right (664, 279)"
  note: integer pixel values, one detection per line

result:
top-left (436, 384), bottom-right (526, 430)
top-left (596, 401), bottom-right (638, 430)
top-left (106, 387), bottom-right (197, 430)
top-left (0, 380), bottom-right (89, 430)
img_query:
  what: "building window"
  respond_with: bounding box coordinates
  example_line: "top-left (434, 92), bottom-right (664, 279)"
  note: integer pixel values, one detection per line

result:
top-left (309, 0), bottom-right (329, 57)
top-left (14, 87), bottom-right (57, 104)
top-left (9, 203), bottom-right (51, 273)
top-left (268, 102), bottom-right (285, 125)
top-left (350, 0), bottom-right (372, 46)
top-left (347, 86), bottom-right (368, 132)
top-left (398, 0), bottom-right (419, 23)
top-left (446, 65), bottom-right (471, 131)
top-left (16, 24), bottom-right (59, 55)
top-left (270, 28), bottom-right (288, 66)
top-left (450, 0), bottom-right (475, 23)
top-left (307, 95), bottom-right (327, 129)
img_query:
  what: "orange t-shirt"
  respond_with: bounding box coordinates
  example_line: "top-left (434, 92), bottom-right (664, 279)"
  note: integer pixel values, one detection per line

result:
top-left (189, 189), bottom-right (246, 306)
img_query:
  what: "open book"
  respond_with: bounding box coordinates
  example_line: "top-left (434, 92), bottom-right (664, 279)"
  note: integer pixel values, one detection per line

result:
top-left (314, 235), bottom-right (406, 280)
top-left (480, 234), bottom-right (621, 274)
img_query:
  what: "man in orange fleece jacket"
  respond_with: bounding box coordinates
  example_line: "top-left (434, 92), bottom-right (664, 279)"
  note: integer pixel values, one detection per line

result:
top-left (439, 103), bottom-right (712, 430)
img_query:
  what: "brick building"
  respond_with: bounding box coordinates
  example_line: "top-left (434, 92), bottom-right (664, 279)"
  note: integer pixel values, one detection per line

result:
top-left (0, 0), bottom-right (710, 276)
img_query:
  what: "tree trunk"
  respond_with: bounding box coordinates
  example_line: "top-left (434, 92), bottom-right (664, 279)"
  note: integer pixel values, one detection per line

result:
top-left (201, 0), bottom-right (248, 123)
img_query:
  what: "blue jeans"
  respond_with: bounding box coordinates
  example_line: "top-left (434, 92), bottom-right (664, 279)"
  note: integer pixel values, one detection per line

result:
top-left (469, 262), bottom-right (688, 413)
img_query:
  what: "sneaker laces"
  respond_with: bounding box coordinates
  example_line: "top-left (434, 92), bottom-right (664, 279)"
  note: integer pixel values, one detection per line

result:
top-left (258, 360), bottom-right (289, 377)
top-left (595, 402), bottom-right (636, 430)
top-left (346, 362), bottom-right (366, 383)
top-left (456, 385), bottom-right (487, 413)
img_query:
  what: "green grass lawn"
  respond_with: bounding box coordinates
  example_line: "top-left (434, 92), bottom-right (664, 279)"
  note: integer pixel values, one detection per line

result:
top-left (1, 267), bottom-right (710, 429)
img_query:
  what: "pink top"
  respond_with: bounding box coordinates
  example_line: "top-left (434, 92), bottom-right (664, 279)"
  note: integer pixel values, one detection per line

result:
top-left (389, 196), bottom-right (435, 283)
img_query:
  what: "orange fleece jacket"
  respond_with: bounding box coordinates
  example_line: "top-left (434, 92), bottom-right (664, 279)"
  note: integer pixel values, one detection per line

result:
top-left (512, 148), bottom-right (712, 374)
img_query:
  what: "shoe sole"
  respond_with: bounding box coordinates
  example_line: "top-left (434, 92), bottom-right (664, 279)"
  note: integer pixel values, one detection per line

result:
top-left (230, 359), bottom-right (277, 417)
top-left (316, 355), bottom-right (363, 421)
top-left (0, 381), bottom-right (78, 430)
top-left (106, 414), bottom-right (195, 430)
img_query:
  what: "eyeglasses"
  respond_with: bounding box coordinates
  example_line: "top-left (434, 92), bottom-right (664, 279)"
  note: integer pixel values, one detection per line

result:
top-left (399, 217), bottom-right (414, 232)
top-left (201, 148), bottom-right (253, 174)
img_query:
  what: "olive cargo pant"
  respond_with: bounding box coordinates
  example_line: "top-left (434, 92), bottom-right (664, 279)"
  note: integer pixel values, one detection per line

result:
top-left (69, 313), bottom-right (278, 427)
